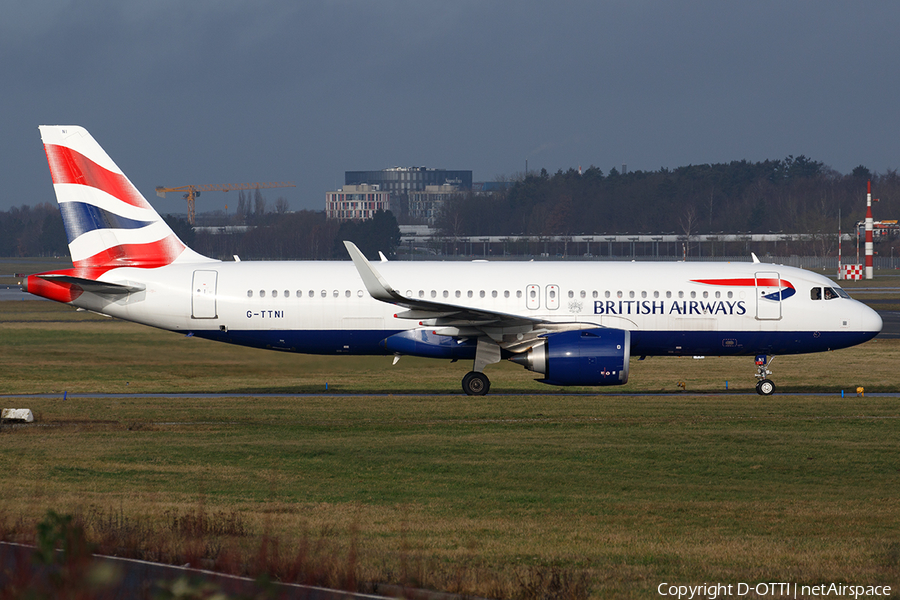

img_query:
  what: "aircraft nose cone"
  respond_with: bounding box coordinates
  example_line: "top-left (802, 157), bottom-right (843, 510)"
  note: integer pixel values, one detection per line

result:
top-left (862, 304), bottom-right (883, 333)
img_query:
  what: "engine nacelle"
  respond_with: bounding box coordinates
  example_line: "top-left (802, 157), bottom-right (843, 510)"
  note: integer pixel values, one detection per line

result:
top-left (510, 328), bottom-right (630, 386)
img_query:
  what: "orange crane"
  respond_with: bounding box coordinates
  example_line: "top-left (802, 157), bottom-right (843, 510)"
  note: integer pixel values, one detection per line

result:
top-left (155, 182), bottom-right (296, 225)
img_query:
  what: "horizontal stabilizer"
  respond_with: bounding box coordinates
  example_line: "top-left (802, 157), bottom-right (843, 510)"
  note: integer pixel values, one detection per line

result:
top-left (37, 274), bottom-right (145, 295)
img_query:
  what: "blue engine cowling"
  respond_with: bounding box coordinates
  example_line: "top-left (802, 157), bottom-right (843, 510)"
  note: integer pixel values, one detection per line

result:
top-left (510, 328), bottom-right (630, 386)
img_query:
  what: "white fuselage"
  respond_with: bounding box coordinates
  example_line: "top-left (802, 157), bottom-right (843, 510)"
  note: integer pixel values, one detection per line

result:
top-left (70, 259), bottom-right (881, 358)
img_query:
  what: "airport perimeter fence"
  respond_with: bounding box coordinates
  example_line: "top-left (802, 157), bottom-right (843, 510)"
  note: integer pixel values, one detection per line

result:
top-left (401, 253), bottom-right (900, 271)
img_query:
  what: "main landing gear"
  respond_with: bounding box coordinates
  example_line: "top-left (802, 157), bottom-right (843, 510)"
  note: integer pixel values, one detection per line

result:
top-left (754, 354), bottom-right (776, 396)
top-left (462, 338), bottom-right (502, 396)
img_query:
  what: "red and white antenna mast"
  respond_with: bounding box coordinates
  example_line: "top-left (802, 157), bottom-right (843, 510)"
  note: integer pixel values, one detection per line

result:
top-left (865, 180), bottom-right (874, 280)
top-left (838, 208), bottom-right (842, 280)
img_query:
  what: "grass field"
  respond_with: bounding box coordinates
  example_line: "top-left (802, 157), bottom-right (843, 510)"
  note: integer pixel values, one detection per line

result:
top-left (2, 297), bottom-right (900, 598)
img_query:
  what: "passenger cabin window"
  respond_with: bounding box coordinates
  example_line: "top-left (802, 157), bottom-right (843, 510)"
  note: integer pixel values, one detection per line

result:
top-left (260, 290), bottom-right (266, 298)
top-left (247, 290), bottom-right (253, 298)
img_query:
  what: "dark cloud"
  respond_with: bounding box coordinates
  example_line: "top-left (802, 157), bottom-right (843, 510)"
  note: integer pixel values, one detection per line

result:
top-left (3, 0), bottom-right (899, 213)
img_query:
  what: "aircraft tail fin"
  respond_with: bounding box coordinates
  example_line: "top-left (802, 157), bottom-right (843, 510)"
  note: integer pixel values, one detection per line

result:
top-left (38, 126), bottom-right (213, 274)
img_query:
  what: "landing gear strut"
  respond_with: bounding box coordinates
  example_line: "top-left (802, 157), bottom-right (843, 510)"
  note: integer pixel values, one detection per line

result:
top-left (462, 338), bottom-right (501, 396)
top-left (754, 355), bottom-right (776, 395)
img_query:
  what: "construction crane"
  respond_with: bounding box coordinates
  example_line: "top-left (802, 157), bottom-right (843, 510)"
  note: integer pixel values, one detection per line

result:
top-left (155, 182), bottom-right (296, 225)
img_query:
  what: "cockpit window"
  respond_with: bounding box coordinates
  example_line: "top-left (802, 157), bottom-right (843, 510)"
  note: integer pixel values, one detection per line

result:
top-left (812, 286), bottom-right (848, 300)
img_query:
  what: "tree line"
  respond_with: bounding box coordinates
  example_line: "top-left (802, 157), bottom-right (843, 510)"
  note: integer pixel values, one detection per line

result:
top-left (0, 200), bottom-right (400, 262)
top-left (437, 158), bottom-right (898, 241)
top-left (2, 158), bottom-right (897, 260)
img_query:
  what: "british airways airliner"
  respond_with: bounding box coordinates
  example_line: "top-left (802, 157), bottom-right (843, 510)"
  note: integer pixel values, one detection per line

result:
top-left (23, 126), bottom-right (882, 395)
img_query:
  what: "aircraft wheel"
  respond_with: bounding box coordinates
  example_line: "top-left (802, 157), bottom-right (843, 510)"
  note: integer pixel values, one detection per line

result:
top-left (462, 371), bottom-right (490, 396)
top-left (756, 379), bottom-right (776, 396)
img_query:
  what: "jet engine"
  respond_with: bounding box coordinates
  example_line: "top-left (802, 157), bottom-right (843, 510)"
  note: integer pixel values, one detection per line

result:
top-left (509, 328), bottom-right (630, 386)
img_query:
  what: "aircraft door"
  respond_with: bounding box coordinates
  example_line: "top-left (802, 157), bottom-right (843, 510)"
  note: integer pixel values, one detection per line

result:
top-left (546, 285), bottom-right (560, 310)
top-left (192, 270), bottom-right (218, 319)
top-left (755, 271), bottom-right (782, 320)
top-left (526, 285), bottom-right (540, 310)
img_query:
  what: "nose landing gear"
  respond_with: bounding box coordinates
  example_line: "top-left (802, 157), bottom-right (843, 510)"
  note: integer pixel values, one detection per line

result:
top-left (754, 355), bottom-right (776, 395)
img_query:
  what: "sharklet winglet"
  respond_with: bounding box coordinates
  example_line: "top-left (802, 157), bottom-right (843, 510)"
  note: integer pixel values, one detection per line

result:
top-left (343, 241), bottom-right (404, 303)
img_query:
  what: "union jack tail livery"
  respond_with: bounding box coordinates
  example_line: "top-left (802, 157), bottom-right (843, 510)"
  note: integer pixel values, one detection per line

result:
top-left (27, 126), bottom-right (214, 302)
top-left (40, 126), bottom-right (211, 271)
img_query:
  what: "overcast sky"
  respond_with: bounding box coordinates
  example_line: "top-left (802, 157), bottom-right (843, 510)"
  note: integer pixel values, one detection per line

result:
top-left (3, 0), bottom-right (899, 214)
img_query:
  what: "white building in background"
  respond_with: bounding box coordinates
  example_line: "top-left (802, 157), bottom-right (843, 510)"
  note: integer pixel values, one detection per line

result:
top-left (325, 184), bottom-right (391, 221)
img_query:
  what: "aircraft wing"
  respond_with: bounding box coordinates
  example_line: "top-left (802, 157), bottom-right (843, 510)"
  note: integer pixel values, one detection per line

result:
top-left (344, 241), bottom-right (593, 350)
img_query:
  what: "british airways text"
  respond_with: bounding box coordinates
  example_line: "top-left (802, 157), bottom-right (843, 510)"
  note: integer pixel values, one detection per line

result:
top-left (593, 300), bottom-right (746, 316)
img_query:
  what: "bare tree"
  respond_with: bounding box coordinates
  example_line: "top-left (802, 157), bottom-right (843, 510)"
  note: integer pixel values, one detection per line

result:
top-left (253, 189), bottom-right (267, 216)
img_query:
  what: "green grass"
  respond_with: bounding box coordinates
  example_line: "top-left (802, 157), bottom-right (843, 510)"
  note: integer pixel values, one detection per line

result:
top-left (2, 393), bottom-right (899, 597)
top-left (2, 299), bottom-right (900, 598)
